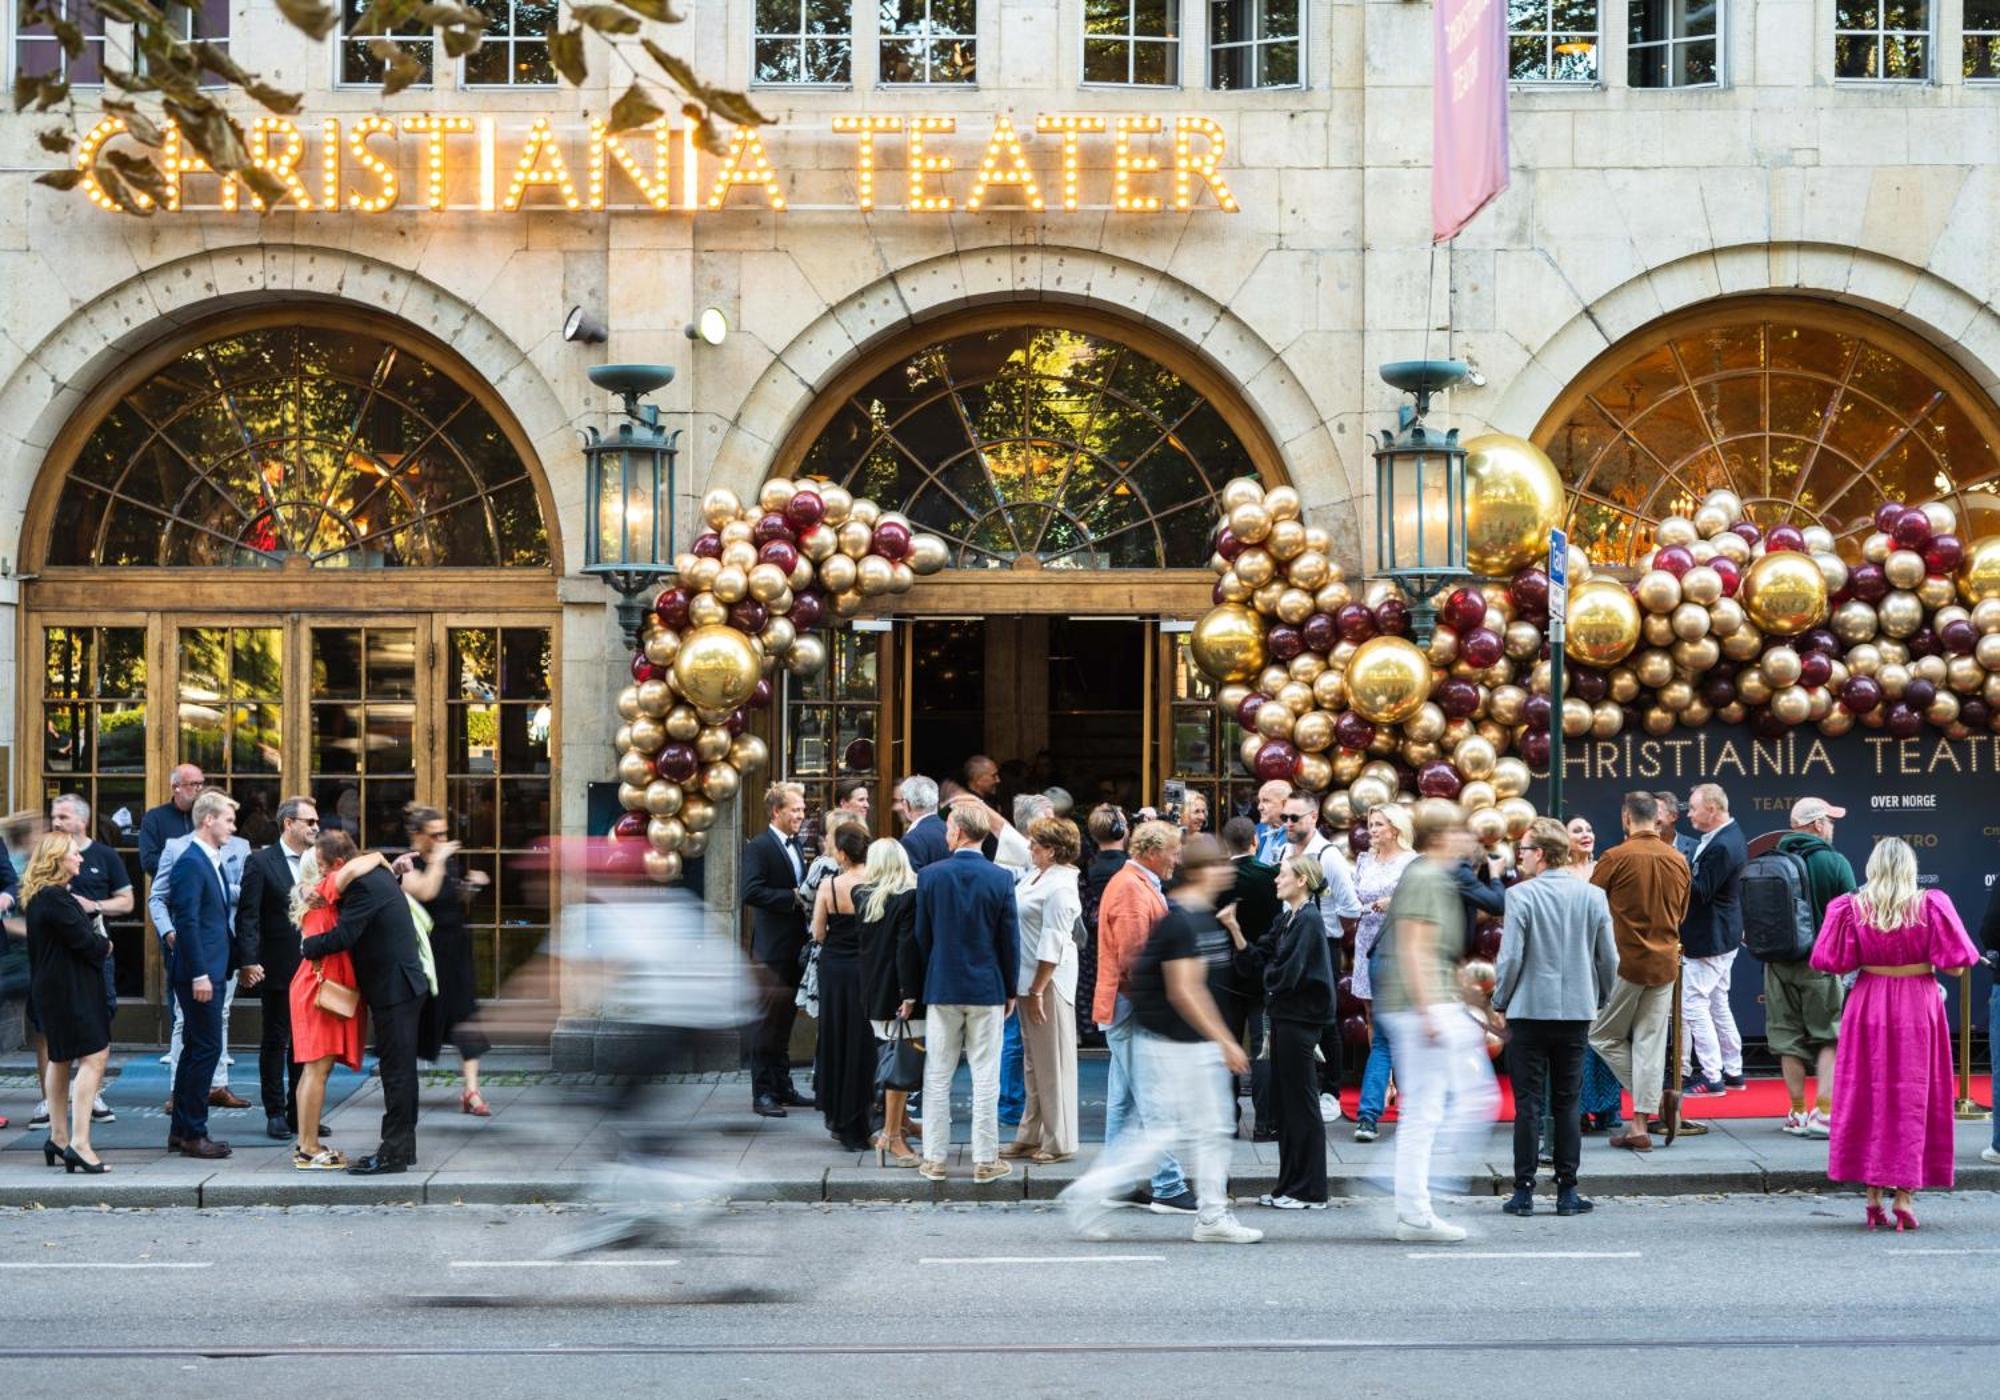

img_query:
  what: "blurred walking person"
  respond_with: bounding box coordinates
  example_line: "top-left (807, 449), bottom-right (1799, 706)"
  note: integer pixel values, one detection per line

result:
top-left (1220, 818), bottom-right (1279, 1140)
top-left (26, 833), bottom-right (111, 1173)
top-left (1255, 853), bottom-right (1333, 1208)
top-left (1376, 801), bottom-right (1498, 1243)
top-left (809, 821), bottom-right (877, 1153)
top-left (857, 838), bottom-right (923, 1166)
top-left (1003, 816), bottom-right (1082, 1164)
top-left (1351, 804), bottom-right (1418, 1140)
top-left (287, 838), bottom-right (383, 1169)
top-left (1810, 838), bottom-right (1981, 1230)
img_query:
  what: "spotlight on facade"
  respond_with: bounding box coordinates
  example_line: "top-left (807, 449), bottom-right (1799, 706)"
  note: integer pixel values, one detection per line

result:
top-left (1372, 359), bottom-right (1471, 646)
top-left (563, 306), bottom-right (609, 344)
top-left (684, 307), bottom-right (729, 346)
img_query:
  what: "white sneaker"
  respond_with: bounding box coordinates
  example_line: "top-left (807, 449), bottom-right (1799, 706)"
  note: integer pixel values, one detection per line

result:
top-left (1780, 1110), bottom-right (1810, 1137)
top-left (1259, 1194), bottom-right (1328, 1211)
top-left (1395, 1216), bottom-right (1468, 1244)
top-left (1803, 1109), bottom-right (1832, 1140)
top-left (1981, 1147), bottom-right (2000, 1165)
top-left (1319, 1092), bottom-right (1344, 1123)
top-left (28, 1100), bottom-right (49, 1128)
top-left (1191, 1213), bottom-right (1264, 1244)
top-left (1060, 1191), bottom-right (1116, 1241)
top-left (90, 1095), bottom-right (116, 1123)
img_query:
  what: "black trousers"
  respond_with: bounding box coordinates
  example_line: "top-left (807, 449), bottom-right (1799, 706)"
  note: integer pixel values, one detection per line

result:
top-left (1509, 1018), bottom-right (1590, 1191)
top-left (750, 953), bottom-right (803, 1099)
top-left (259, 980), bottom-right (303, 1126)
top-left (371, 995), bottom-right (422, 1163)
top-left (1270, 1017), bottom-right (1329, 1202)
top-left (1313, 1018), bottom-right (1344, 1098)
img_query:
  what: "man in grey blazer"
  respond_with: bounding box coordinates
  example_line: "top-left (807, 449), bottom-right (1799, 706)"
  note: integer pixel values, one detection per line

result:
top-left (1494, 818), bottom-right (1618, 1219)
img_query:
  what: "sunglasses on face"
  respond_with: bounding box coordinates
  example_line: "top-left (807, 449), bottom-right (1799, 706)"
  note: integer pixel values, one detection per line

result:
top-left (1285, 812), bottom-right (1314, 823)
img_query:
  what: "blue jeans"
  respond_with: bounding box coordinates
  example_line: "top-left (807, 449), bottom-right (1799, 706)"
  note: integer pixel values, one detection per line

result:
top-left (1358, 1014), bottom-right (1393, 1123)
top-left (1989, 985), bottom-right (1999, 1153)
top-left (1000, 1009), bottom-right (1025, 1124)
top-left (1103, 1007), bottom-right (1186, 1199)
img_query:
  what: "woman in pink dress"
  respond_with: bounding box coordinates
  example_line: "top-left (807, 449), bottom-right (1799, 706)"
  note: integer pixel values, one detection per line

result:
top-left (1809, 837), bottom-right (1980, 1230)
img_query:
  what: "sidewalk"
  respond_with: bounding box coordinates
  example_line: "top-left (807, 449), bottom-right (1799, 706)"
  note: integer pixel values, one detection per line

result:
top-left (3, 1053), bottom-right (1996, 1208)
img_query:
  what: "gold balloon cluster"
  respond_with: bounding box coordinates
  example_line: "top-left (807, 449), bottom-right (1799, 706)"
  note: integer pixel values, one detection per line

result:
top-left (609, 476), bottom-right (949, 882)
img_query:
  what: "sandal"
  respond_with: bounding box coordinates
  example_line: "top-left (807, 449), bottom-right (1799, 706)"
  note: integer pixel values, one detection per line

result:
top-left (1030, 1151), bottom-right (1073, 1164)
top-left (294, 1147), bottom-right (347, 1171)
top-left (460, 1089), bottom-right (491, 1118)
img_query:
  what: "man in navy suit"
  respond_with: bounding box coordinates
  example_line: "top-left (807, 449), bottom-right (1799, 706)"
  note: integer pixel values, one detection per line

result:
top-left (1679, 783), bottom-right (1749, 1094)
top-left (164, 791), bottom-right (243, 1159)
top-left (896, 775), bottom-right (950, 871)
top-left (740, 781), bottom-right (811, 1117)
top-left (914, 802), bottom-right (1019, 1184)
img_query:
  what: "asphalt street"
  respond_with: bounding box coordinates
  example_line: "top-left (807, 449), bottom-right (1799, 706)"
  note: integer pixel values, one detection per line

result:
top-left (2, 1193), bottom-right (1997, 1398)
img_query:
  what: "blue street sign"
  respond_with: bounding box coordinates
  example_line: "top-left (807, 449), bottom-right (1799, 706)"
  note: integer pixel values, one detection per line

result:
top-left (1548, 528), bottom-right (1568, 585)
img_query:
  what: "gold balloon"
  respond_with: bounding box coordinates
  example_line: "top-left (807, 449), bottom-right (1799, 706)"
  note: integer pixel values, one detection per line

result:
top-left (1504, 621), bottom-right (1543, 661)
top-left (1314, 580), bottom-right (1353, 614)
top-left (1642, 705), bottom-right (1676, 736)
top-left (858, 554), bottom-right (895, 597)
top-left (1721, 623), bottom-right (1765, 661)
top-left (1278, 680), bottom-right (1315, 716)
top-left (1816, 552), bottom-right (1850, 596)
top-left (1190, 604), bottom-right (1268, 683)
top-left (1607, 667), bottom-right (1640, 704)
top-left (1917, 574), bottom-right (1957, 611)
top-left (720, 520), bottom-right (754, 547)
top-left (614, 722), bottom-right (634, 754)
top-left (1498, 797), bottom-right (1537, 840)
top-left (756, 477), bottom-right (796, 514)
top-left (1863, 531), bottom-right (1894, 564)
top-left (1286, 549), bottom-right (1331, 590)
top-left (1693, 503), bottom-right (1732, 538)
top-left (1215, 570), bottom-right (1252, 604)
top-left (1879, 590), bottom-right (1924, 639)
top-left (1322, 791), bottom-right (1356, 828)
top-left (645, 779), bottom-right (684, 818)
top-left (1671, 636), bottom-right (1721, 675)
top-left (1667, 602), bottom-right (1709, 643)
top-left (1463, 433), bottom-right (1565, 575)
top-left (1468, 806), bottom-right (1509, 847)
top-left (1406, 700), bottom-right (1448, 743)
top-left (1453, 735), bottom-right (1498, 781)
top-left (628, 715), bottom-right (667, 755)
top-left (1740, 551), bottom-right (1828, 635)
top-left (1561, 697), bottom-right (1593, 737)
top-left (1703, 488), bottom-right (1744, 521)
top-left (1220, 476), bottom-right (1266, 511)
top-left (1762, 645), bottom-right (1803, 687)
top-left (1264, 484), bottom-right (1302, 521)
top-left (1636, 569), bottom-right (1682, 614)
top-left (1679, 566), bottom-right (1723, 607)
top-left (1312, 669), bottom-right (1350, 711)
top-left (907, 533), bottom-right (950, 575)
top-left (701, 762), bottom-right (741, 802)
top-left (1643, 613), bottom-right (1677, 649)
top-left (747, 562), bottom-right (790, 604)
top-left (643, 849), bottom-right (683, 884)
top-left (1884, 549), bottom-right (1927, 591)
top-left (1228, 500), bottom-right (1273, 544)
top-left (1345, 636), bottom-right (1434, 726)
top-left (1275, 588), bottom-right (1315, 624)
top-left (1487, 685), bottom-right (1527, 727)
top-left (1240, 734), bottom-right (1267, 774)
top-left (710, 566), bottom-right (749, 605)
top-left (617, 750), bottom-right (656, 788)
top-left (1564, 580), bottom-right (1642, 668)
top-left (1287, 652), bottom-right (1327, 683)
top-left (1460, 780), bottom-right (1498, 812)
top-left (1235, 547), bottom-right (1277, 589)
top-left (1770, 685), bottom-right (1813, 726)
top-left (1819, 708), bottom-right (1855, 738)
top-left (616, 684), bottom-right (643, 722)
top-left (721, 539), bottom-right (759, 572)
top-left (1258, 665), bottom-right (1290, 697)
top-left (1958, 536), bottom-right (2000, 603)
top-left (1218, 683), bottom-right (1252, 713)
top-left (647, 815), bottom-right (687, 854)
top-left (1738, 667), bottom-right (1772, 706)
top-left (1295, 753), bottom-right (1334, 792)
top-left (1294, 710), bottom-right (1335, 753)
top-left (702, 487), bottom-right (744, 528)
top-left (637, 677), bottom-right (673, 717)
top-left (665, 704), bottom-right (702, 741)
top-left (788, 634), bottom-right (829, 676)
top-left (1493, 757), bottom-right (1532, 798)
top-left (1267, 518), bottom-right (1308, 562)
top-left (1252, 579), bottom-right (1287, 615)
top-left (1350, 776), bottom-right (1393, 812)
top-left (671, 624), bottom-right (761, 712)
top-left (838, 519), bottom-right (874, 558)
top-left (729, 733), bottom-right (770, 772)
top-left (680, 795), bottom-right (716, 833)
top-left (820, 552), bottom-right (859, 595)
top-left (644, 627), bottom-right (682, 668)
top-left (692, 725), bottom-right (731, 764)
top-left (1256, 702), bottom-right (1296, 740)
top-left (617, 781), bottom-right (647, 812)
top-left (685, 556), bottom-right (722, 594)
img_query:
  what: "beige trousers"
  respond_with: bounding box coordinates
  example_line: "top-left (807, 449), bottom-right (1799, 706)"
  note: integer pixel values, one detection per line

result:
top-left (1588, 976), bottom-right (1674, 1116)
top-left (1013, 988), bottom-right (1079, 1157)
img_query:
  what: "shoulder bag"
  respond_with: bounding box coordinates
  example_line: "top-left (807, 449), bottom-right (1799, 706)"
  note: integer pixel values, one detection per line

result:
top-left (311, 960), bottom-right (361, 1019)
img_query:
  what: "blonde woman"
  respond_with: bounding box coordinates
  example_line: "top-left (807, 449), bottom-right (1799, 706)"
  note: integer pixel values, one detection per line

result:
top-left (1810, 838), bottom-right (1980, 1230)
top-left (1352, 803), bottom-right (1418, 1139)
top-left (25, 833), bottom-right (111, 1173)
top-left (857, 838), bottom-right (923, 1165)
top-left (287, 833), bottom-right (385, 1169)
top-left (1002, 816), bottom-right (1083, 1164)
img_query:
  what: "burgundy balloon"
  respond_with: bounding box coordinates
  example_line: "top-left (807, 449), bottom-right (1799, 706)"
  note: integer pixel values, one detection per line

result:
top-left (726, 707), bottom-right (748, 736)
top-left (748, 677), bottom-right (774, 710)
top-left (1903, 678), bottom-right (1938, 712)
top-left (612, 810), bottom-right (647, 842)
top-left (1334, 711), bottom-right (1377, 751)
top-left (1941, 618), bottom-right (1979, 655)
top-left (753, 513), bottom-right (794, 547)
top-left (1461, 627), bottom-right (1505, 669)
top-left (1701, 676), bottom-right (1738, 708)
top-left (1417, 760), bottom-right (1463, 799)
top-left (1885, 702), bottom-right (1923, 739)
top-left (1215, 526), bottom-right (1245, 561)
top-left (783, 488), bottom-right (825, 531)
top-left (1374, 597), bottom-right (1411, 636)
top-left (1519, 730), bottom-right (1552, 768)
top-left (1302, 612), bottom-right (1338, 652)
top-left (1892, 507), bottom-right (1933, 550)
top-left (788, 590), bottom-right (826, 630)
top-left (1711, 557), bottom-right (1742, 596)
top-left (630, 654), bottom-right (655, 683)
top-left (1445, 587), bottom-right (1487, 633)
top-left (1254, 740), bottom-right (1301, 783)
top-left (872, 520), bottom-right (912, 561)
top-left (1267, 623), bottom-right (1305, 662)
top-left (1212, 582), bottom-right (1229, 605)
top-left (1907, 627), bottom-right (1938, 659)
top-left (757, 539), bottom-right (800, 574)
top-left (1801, 627), bottom-right (1841, 657)
top-left (1570, 668), bottom-right (1609, 702)
top-left (1238, 692), bottom-right (1268, 732)
top-left (1874, 500), bottom-right (1907, 535)
top-left (1798, 652), bottom-right (1834, 688)
top-left (1473, 925), bottom-right (1504, 962)
top-left (1438, 678), bottom-right (1482, 720)
top-left (1509, 568), bottom-right (1550, 618)
top-left (652, 585), bottom-right (690, 628)
top-left (1335, 603), bottom-right (1378, 644)
top-left (1730, 521), bottom-right (1763, 548)
top-left (1521, 693), bottom-right (1552, 731)
top-left (1764, 524), bottom-right (1807, 554)
top-left (1838, 675), bottom-right (1883, 715)
top-left (1849, 562), bottom-right (1889, 603)
top-left (727, 598), bottom-right (769, 634)
top-left (1340, 1014), bottom-right (1371, 1053)
top-left (1753, 707), bottom-right (1790, 739)
top-left (1336, 975), bottom-right (1363, 1019)
top-left (1653, 544), bottom-right (1696, 577)
top-left (1924, 534), bottom-right (1964, 575)
top-left (692, 530), bottom-right (724, 559)
top-left (657, 742), bottom-right (698, 783)
top-left (1348, 827), bottom-right (1372, 856)
top-left (1962, 699), bottom-right (1993, 730)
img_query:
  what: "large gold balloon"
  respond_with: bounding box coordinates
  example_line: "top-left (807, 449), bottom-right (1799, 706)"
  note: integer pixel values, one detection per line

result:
top-left (1564, 579), bottom-right (1642, 668)
top-left (671, 624), bottom-right (761, 712)
top-left (1345, 636), bottom-right (1434, 726)
top-left (1189, 604), bottom-right (1268, 683)
top-left (1463, 433), bottom-right (1565, 576)
top-left (1960, 536), bottom-right (2000, 604)
top-left (1740, 550), bottom-right (1828, 635)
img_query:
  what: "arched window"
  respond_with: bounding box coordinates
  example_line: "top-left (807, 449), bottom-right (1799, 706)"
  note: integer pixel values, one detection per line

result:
top-left (1536, 300), bottom-right (2000, 567)
top-left (48, 323), bottom-right (550, 569)
top-left (790, 321), bottom-right (1263, 569)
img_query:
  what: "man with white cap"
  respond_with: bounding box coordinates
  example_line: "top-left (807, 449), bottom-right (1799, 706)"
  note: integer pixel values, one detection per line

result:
top-left (1768, 797), bottom-right (1857, 1138)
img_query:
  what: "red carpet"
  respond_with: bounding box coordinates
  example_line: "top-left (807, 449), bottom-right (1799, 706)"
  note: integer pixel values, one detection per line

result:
top-left (1339, 1074), bottom-right (1993, 1124)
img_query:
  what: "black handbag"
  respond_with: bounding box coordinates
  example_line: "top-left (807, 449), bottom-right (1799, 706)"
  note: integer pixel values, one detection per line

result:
top-left (875, 1019), bottom-right (925, 1092)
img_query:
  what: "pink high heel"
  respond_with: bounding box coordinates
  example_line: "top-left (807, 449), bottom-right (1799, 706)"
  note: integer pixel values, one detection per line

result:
top-left (460, 1089), bottom-right (491, 1118)
top-left (1864, 1203), bottom-right (1889, 1231)
top-left (1893, 1207), bottom-right (1919, 1233)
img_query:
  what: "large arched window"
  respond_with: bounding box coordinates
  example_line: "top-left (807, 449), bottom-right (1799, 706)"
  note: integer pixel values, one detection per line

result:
top-left (48, 323), bottom-right (550, 569)
top-left (790, 319), bottom-right (1266, 569)
top-left (1536, 300), bottom-right (2000, 567)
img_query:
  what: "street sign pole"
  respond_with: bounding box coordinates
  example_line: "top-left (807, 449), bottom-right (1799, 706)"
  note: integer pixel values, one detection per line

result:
top-left (1546, 529), bottom-right (1568, 821)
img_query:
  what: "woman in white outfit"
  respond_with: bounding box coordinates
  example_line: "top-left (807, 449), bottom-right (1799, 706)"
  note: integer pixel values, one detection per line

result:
top-left (1002, 817), bottom-right (1083, 1162)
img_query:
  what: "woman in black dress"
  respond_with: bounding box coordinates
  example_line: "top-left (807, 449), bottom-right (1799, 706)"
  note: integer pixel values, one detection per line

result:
top-left (25, 832), bottom-right (112, 1173)
top-left (857, 837), bottom-right (922, 1166)
top-left (809, 823), bottom-right (875, 1153)
top-left (1256, 854), bottom-right (1335, 1210)
top-left (399, 804), bottom-right (494, 1116)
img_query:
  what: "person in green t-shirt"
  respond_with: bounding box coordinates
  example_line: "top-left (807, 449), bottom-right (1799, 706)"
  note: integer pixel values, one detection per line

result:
top-left (1377, 799), bottom-right (1498, 1245)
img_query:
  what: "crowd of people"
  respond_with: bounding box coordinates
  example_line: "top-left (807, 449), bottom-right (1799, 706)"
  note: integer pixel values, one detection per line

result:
top-left (744, 757), bottom-right (2000, 1241)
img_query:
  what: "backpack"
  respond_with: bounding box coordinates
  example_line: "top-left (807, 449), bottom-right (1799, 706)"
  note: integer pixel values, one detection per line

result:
top-left (1739, 849), bottom-right (1817, 962)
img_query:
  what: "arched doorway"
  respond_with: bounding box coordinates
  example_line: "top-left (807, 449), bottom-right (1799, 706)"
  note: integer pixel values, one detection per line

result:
top-left (1533, 297), bottom-right (2000, 568)
top-left (20, 308), bottom-right (562, 1034)
top-left (770, 310), bottom-right (1282, 829)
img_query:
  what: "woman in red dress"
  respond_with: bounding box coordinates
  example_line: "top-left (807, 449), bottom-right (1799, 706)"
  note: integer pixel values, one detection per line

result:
top-left (288, 831), bottom-right (385, 1170)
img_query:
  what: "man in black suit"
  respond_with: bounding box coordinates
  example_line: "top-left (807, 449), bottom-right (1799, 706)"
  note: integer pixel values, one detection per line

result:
top-left (1679, 782), bottom-right (1749, 1095)
top-left (1220, 817), bottom-right (1280, 1138)
top-left (740, 781), bottom-right (810, 1117)
top-left (299, 833), bottom-right (430, 1174)
top-left (235, 795), bottom-right (319, 1140)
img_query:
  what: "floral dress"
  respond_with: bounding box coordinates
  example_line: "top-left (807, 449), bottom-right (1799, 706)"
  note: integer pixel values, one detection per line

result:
top-left (1350, 849), bottom-right (1417, 1002)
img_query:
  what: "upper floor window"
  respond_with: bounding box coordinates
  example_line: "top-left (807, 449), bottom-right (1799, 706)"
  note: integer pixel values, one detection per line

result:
top-left (1628, 0), bottom-right (1718, 86)
top-left (1084, 0), bottom-right (1180, 86)
top-left (1834, 0), bottom-right (1930, 79)
top-left (162, 1), bottom-right (230, 57)
top-left (1208, 0), bottom-right (1300, 89)
top-left (1969, 0), bottom-right (2000, 77)
top-left (340, 0), bottom-right (435, 87)
top-left (464, 0), bottom-right (556, 85)
top-left (880, 0), bottom-right (976, 84)
top-left (755, 0), bottom-right (854, 84)
top-left (1507, 0), bottom-right (1598, 82)
top-left (15, 0), bottom-right (107, 86)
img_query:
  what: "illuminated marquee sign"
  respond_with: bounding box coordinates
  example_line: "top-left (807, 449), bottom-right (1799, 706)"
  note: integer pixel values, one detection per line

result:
top-left (71, 112), bottom-right (1241, 216)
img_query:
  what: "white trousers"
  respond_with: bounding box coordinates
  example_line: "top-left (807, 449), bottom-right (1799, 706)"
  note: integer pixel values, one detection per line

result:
top-left (1065, 1034), bottom-right (1232, 1226)
top-left (1382, 1008), bottom-right (1498, 1225)
top-left (1680, 949), bottom-right (1742, 1080)
top-left (922, 1004), bottom-right (1005, 1166)
top-left (166, 978), bottom-right (236, 1089)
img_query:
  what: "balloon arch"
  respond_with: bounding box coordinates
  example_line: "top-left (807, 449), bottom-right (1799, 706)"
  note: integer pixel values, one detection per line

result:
top-left (1188, 436), bottom-right (2000, 847)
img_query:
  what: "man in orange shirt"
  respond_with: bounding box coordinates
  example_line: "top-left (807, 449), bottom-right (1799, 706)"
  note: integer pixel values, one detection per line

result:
top-left (1092, 820), bottom-right (1196, 1213)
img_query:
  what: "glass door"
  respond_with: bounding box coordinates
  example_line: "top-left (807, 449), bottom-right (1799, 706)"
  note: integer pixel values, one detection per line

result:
top-left (173, 623), bottom-right (287, 847)
top-left (303, 619), bottom-right (430, 851)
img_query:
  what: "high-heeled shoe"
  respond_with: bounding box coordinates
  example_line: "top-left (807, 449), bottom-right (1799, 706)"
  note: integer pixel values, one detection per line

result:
top-left (62, 1146), bottom-right (109, 1175)
top-left (873, 1131), bottom-right (920, 1168)
top-left (1864, 1203), bottom-right (1889, 1231)
top-left (42, 1138), bottom-right (64, 1168)
top-left (1894, 1206), bottom-right (1919, 1232)
top-left (460, 1089), bottom-right (491, 1117)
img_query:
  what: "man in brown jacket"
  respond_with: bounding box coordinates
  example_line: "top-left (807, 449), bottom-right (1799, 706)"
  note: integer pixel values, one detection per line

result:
top-left (1586, 791), bottom-right (1691, 1152)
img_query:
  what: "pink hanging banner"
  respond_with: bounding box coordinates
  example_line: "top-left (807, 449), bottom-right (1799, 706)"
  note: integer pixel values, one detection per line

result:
top-left (1432, 0), bottom-right (1509, 243)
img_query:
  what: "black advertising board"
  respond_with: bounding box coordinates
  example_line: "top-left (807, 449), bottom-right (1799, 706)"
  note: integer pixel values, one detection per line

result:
top-left (1556, 729), bottom-right (1999, 1046)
